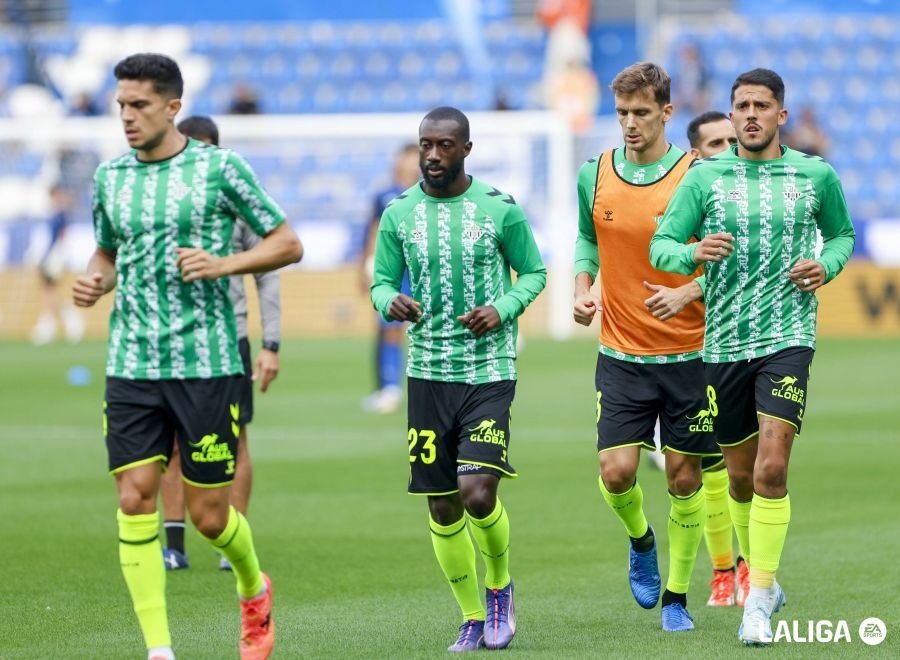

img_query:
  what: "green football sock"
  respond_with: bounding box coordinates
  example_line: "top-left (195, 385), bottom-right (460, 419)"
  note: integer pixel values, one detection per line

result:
top-left (728, 494), bottom-right (752, 565)
top-left (749, 493), bottom-right (791, 581)
top-left (468, 500), bottom-right (510, 590)
top-left (117, 509), bottom-right (170, 650)
top-left (209, 506), bottom-right (263, 599)
top-left (665, 486), bottom-right (706, 593)
top-left (598, 476), bottom-right (648, 540)
top-left (703, 468), bottom-right (734, 570)
top-left (430, 516), bottom-right (485, 621)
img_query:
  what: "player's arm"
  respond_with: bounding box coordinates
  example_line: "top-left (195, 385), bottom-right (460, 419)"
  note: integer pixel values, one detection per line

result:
top-left (74, 169), bottom-right (118, 307)
top-left (789, 173), bottom-right (856, 292)
top-left (642, 278), bottom-right (704, 321)
top-left (573, 160), bottom-right (601, 326)
top-left (371, 213), bottom-right (420, 323)
top-left (178, 151), bottom-right (302, 281)
top-left (238, 225), bottom-right (283, 392)
top-left (72, 246), bottom-right (117, 307)
top-left (463, 205), bottom-right (546, 335)
top-left (650, 180), bottom-right (732, 273)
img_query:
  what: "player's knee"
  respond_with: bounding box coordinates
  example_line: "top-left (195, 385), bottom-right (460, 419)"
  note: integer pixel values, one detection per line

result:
top-left (459, 480), bottom-right (498, 519)
top-left (190, 509), bottom-right (228, 539)
top-left (428, 495), bottom-right (464, 526)
top-left (600, 467), bottom-right (636, 494)
top-left (754, 458), bottom-right (788, 495)
top-left (667, 471), bottom-right (701, 496)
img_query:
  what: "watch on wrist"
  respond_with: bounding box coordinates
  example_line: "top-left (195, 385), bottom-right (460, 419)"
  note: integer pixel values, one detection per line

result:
top-left (262, 340), bottom-right (280, 353)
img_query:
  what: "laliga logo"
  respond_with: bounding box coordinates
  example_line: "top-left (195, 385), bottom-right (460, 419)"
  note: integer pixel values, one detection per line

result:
top-left (767, 617), bottom-right (886, 644)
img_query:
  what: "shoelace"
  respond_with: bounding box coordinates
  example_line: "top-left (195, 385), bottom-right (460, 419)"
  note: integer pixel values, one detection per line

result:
top-left (490, 590), bottom-right (509, 623)
top-left (456, 621), bottom-right (479, 644)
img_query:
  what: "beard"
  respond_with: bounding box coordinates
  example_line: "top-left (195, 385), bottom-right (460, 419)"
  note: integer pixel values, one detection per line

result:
top-left (738, 128), bottom-right (777, 153)
top-left (421, 159), bottom-right (463, 189)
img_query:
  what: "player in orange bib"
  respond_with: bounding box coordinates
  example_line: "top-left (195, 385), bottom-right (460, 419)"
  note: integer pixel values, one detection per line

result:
top-left (572, 62), bottom-right (718, 631)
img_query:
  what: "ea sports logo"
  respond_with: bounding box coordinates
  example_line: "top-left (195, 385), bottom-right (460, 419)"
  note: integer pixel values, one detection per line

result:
top-left (858, 617), bottom-right (886, 646)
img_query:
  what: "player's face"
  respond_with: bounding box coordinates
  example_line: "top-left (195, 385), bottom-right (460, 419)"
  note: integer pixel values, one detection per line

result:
top-left (730, 84), bottom-right (787, 154)
top-left (116, 79), bottom-right (181, 154)
top-left (615, 88), bottom-right (672, 155)
top-left (692, 119), bottom-right (737, 158)
top-left (418, 118), bottom-right (471, 191)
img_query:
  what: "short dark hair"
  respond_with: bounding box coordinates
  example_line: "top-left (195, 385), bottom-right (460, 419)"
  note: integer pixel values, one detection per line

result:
top-left (114, 53), bottom-right (183, 99)
top-left (420, 106), bottom-right (470, 142)
top-left (178, 115), bottom-right (219, 146)
top-left (610, 62), bottom-right (670, 105)
top-left (730, 68), bottom-right (785, 106)
top-left (687, 110), bottom-right (729, 148)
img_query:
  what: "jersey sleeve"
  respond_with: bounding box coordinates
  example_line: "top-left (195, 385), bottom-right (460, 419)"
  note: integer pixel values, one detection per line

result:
top-left (492, 204), bottom-right (547, 324)
top-left (815, 169), bottom-right (856, 282)
top-left (92, 166), bottom-right (118, 251)
top-left (220, 151), bottom-right (286, 237)
top-left (649, 175), bottom-right (706, 275)
top-left (370, 210), bottom-right (406, 321)
top-left (573, 159), bottom-right (599, 280)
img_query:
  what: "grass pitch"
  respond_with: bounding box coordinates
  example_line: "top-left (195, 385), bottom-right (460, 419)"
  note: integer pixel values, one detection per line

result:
top-left (2, 337), bottom-right (898, 658)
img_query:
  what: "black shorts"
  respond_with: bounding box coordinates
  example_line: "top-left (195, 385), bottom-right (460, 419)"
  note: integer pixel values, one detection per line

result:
top-left (704, 347), bottom-right (814, 446)
top-left (595, 354), bottom-right (719, 456)
top-left (104, 375), bottom-right (243, 486)
top-left (237, 337), bottom-right (253, 426)
top-left (407, 377), bottom-right (517, 495)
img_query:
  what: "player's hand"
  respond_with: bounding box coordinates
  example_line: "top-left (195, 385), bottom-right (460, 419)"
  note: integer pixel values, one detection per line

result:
top-left (388, 293), bottom-right (422, 322)
top-left (72, 272), bottom-right (105, 307)
top-left (573, 292), bottom-right (601, 326)
top-left (693, 232), bottom-right (734, 263)
top-left (643, 280), bottom-right (701, 321)
top-left (457, 305), bottom-right (501, 336)
top-left (789, 258), bottom-right (826, 293)
top-left (253, 348), bottom-right (280, 393)
top-left (175, 247), bottom-right (226, 282)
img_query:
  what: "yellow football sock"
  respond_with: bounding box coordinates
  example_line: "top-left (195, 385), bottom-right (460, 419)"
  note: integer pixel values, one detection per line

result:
top-left (468, 500), bottom-right (510, 590)
top-left (598, 477), bottom-right (648, 540)
top-left (430, 516), bottom-right (485, 621)
top-left (210, 506), bottom-right (263, 598)
top-left (665, 487), bottom-right (706, 593)
top-left (728, 494), bottom-right (752, 565)
top-left (117, 509), bottom-right (170, 650)
top-left (703, 468), bottom-right (734, 570)
top-left (749, 493), bottom-right (791, 587)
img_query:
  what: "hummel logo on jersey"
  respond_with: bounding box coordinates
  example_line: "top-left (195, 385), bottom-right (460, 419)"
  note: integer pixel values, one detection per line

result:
top-left (783, 187), bottom-right (802, 203)
top-left (411, 229), bottom-right (425, 242)
top-left (486, 186), bottom-right (516, 204)
top-left (603, 210), bottom-right (614, 221)
top-left (727, 189), bottom-right (742, 202)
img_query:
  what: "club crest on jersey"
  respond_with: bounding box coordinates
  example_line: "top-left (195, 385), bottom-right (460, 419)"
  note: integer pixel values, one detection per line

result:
top-left (462, 226), bottom-right (485, 243)
top-left (783, 186), bottom-right (802, 203)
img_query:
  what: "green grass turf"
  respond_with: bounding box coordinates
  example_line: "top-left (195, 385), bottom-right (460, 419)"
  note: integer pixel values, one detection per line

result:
top-left (2, 338), bottom-right (898, 658)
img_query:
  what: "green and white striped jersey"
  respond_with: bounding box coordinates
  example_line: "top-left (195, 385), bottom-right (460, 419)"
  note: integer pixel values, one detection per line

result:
top-left (371, 177), bottom-right (546, 384)
top-left (92, 139), bottom-right (285, 380)
top-left (650, 146), bottom-right (856, 363)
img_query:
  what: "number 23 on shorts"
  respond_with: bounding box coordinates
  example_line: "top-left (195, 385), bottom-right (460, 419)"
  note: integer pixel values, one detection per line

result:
top-left (408, 428), bottom-right (437, 464)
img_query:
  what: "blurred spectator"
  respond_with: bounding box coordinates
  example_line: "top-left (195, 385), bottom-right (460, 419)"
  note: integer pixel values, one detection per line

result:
top-left (69, 91), bottom-right (101, 116)
top-left (784, 106), bottom-right (829, 157)
top-left (493, 89), bottom-right (512, 111)
top-left (31, 184), bottom-right (85, 345)
top-left (671, 42), bottom-right (711, 116)
top-left (537, 0), bottom-right (592, 84)
top-left (228, 83), bottom-right (261, 114)
top-left (548, 58), bottom-right (599, 134)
